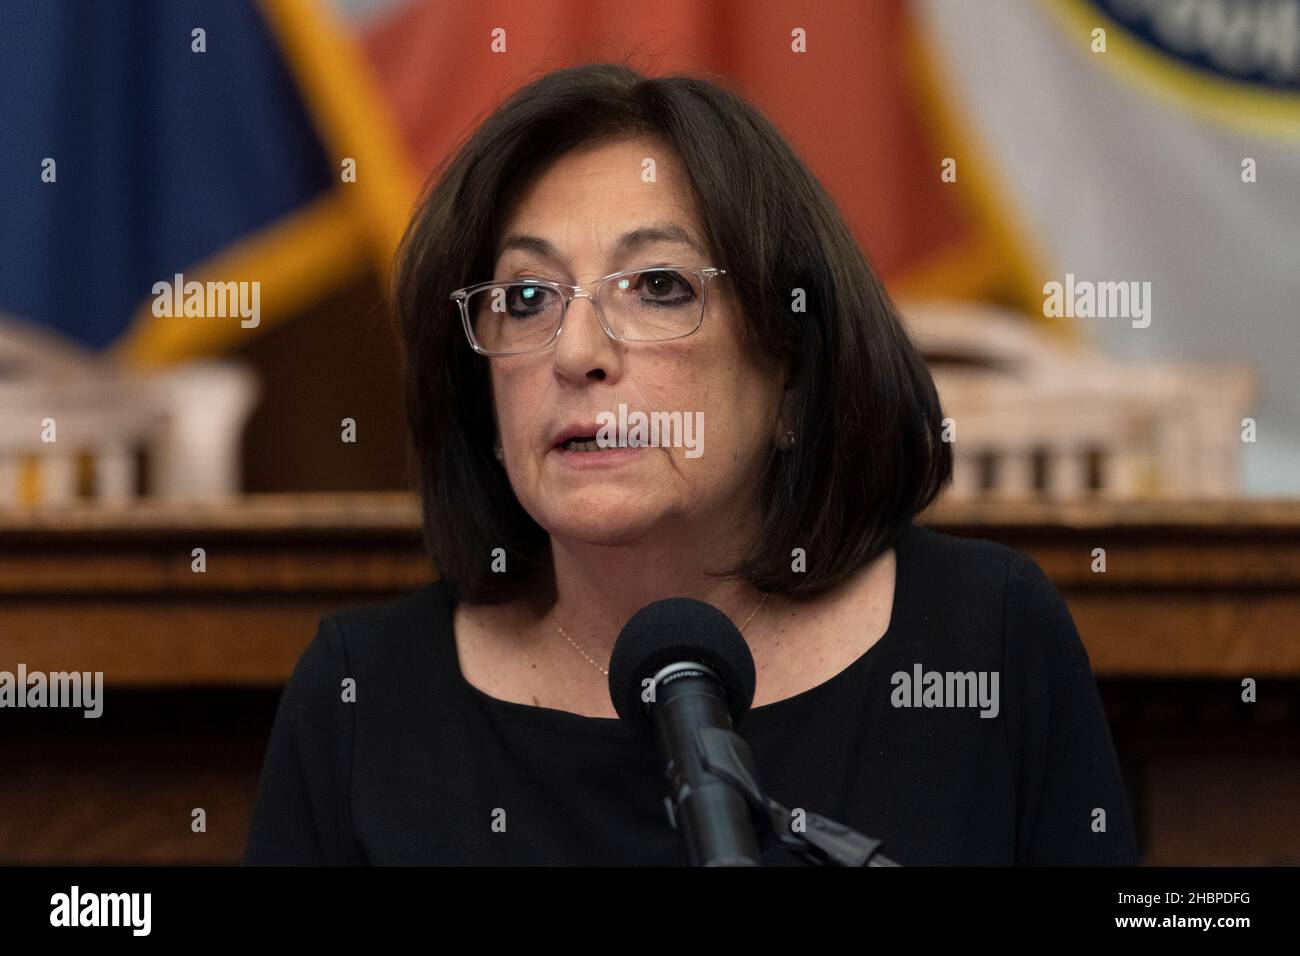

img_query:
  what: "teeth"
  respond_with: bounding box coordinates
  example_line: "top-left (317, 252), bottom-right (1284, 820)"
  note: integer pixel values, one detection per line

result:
top-left (561, 435), bottom-right (652, 451)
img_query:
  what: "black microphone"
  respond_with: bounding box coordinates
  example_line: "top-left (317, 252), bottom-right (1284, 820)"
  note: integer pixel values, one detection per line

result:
top-left (608, 597), bottom-right (763, 866)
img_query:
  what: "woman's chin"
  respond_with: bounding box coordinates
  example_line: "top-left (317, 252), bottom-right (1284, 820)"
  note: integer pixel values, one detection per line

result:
top-left (540, 501), bottom-right (673, 547)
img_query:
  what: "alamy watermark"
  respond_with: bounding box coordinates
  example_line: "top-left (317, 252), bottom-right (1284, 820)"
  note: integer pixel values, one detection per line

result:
top-left (151, 272), bottom-right (260, 328)
top-left (1043, 273), bottom-right (1151, 328)
top-left (0, 664), bottom-right (103, 718)
top-left (50, 886), bottom-right (150, 936)
top-left (593, 402), bottom-right (704, 458)
top-left (891, 664), bottom-right (1000, 718)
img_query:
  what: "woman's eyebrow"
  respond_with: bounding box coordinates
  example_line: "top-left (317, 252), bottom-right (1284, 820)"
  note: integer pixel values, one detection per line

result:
top-left (612, 222), bottom-right (706, 258)
top-left (496, 221), bottom-right (706, 263)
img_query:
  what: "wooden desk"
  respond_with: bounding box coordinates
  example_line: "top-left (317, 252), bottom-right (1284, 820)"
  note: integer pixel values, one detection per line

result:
top-left (922, 498), bottom-right (1300, 677)
top-left (1, 492), bottom-right (1297, 865)
top-left (2, 492), bottom-right (1297, 682)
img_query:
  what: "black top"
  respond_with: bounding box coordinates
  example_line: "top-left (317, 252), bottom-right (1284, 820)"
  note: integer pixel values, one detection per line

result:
top-left (242, 522), bottom-right (1139, 866)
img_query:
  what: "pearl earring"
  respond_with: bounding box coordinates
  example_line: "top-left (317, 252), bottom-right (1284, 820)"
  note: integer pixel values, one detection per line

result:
top-left (777, 429), bottom-right (796, 450)
top-left (493, 441), bottom-right (504, 462)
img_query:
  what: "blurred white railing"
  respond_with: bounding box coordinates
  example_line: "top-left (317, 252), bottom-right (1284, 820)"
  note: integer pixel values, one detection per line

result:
top-left (901, 300), bottom-right (1255, 501)
top-left (0, 317), bottom-right (259, 507)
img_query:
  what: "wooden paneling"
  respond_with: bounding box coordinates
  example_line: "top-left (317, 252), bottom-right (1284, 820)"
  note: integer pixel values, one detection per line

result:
top-left (0, 492), bottom-right (431, 685)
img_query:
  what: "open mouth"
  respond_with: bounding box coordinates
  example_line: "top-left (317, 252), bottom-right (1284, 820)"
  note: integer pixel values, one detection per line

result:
top-left (560, 435), bottom-right (604, 452)
top-left (549, 417), bottom-right (654, 455)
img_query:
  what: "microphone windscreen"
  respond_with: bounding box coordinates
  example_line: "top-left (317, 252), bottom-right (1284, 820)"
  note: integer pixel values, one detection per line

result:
top-left (608, 597), bottom-right (757, 735)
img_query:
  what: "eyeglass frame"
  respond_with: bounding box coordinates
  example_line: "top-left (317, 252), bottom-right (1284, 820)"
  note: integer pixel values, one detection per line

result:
top-left (449, 265), bottom-right (727, 357)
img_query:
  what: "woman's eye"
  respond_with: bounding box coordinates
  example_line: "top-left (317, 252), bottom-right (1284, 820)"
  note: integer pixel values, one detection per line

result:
top-left (506, 285), bottom-right (550, 316)
top-left (635, 270), bottom-right (693, 300)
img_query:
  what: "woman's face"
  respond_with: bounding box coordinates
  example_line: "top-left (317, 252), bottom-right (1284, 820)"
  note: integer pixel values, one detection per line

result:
top-left (487, 135), bottom-right (785, 549)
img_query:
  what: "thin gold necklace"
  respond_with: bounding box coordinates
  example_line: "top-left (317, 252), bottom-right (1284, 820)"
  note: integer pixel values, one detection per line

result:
top-left (551, 591), bottom-right (769, 677)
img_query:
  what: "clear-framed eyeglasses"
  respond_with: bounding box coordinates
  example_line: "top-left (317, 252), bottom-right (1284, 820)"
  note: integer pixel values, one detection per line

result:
top-left (449, 265), bottom-right (727, 357)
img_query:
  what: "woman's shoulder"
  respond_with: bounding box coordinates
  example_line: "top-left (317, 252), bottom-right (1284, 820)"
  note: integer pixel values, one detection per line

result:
top-left (899, 526), bottom-right (1135, 863)
top-left (324, 579), bottom-right (452, 636)
top-left (900, 521), bottom-right (1056, 613)
top-left (906, 519), bottom-right (1093, 662)
top-left (893, 521), bottom-right (1082, 662)
top-left (902, 521), bottom-right (1025, 576)
top-left (296, 580), bottom-right (455, 678)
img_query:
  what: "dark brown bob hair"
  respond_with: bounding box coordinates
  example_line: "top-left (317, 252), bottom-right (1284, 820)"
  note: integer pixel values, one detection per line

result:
top-left (394, 62), bottom-right (951, 604)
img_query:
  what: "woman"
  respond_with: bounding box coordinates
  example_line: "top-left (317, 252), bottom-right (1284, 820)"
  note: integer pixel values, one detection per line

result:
top-left (243, 63), bottom-right (1138, 866)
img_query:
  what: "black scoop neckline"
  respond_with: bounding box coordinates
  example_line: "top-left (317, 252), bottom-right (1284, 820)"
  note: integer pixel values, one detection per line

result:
top-left (443, 523), bottom-right (916, 738)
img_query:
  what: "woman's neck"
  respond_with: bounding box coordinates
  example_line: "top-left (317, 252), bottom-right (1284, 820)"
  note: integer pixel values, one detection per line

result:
top-left (532, 526), bottom-right (774, 662)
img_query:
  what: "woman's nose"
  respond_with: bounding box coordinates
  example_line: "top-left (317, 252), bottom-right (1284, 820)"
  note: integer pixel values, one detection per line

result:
top-left (554, 293), bottom-right (620, 380)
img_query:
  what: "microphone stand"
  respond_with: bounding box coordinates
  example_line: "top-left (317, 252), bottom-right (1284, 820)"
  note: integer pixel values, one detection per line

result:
top-left (680, 726), bottom-right (902, 867)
